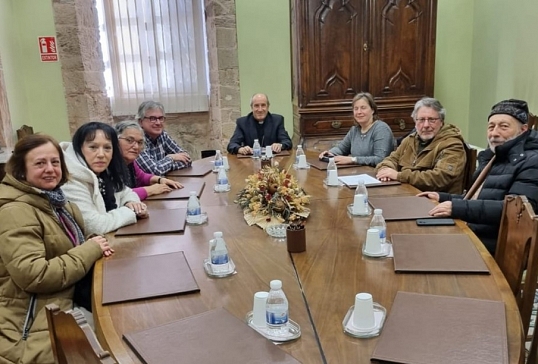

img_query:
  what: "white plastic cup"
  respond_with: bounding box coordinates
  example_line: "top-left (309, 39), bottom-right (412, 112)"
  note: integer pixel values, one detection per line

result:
top-left (327, 169), bottom-right (339, 186)
top-left (352, 194), bottom-right (367, 214)
top-left (265, 146), bottom-right (273, 157)
top-left (364, 228), bottom-right (382, 254)
top-left (222, 156), bottom-right (229, 170)
top-left (252, 291), bottom-right (269, 327)
top-left (298, 154), bottom-right (308, 168)
top-left (352, 293), bottom-right (376, 330)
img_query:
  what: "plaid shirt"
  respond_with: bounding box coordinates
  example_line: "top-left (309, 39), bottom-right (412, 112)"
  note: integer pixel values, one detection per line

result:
top-left (136, 131), bottom-right (191, 176)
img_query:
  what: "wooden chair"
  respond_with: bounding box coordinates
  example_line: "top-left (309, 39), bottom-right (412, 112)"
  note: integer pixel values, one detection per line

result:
top-left (16, 125), bottom-right (34, 140)
top-left (462, 143), bottom-right (478, 193)
top-left (494, 195), bottom-right (538, 362)
top-left (528, 112), bottom-right (537, 131)
top-left (45, 304), bottom-right (116, 364)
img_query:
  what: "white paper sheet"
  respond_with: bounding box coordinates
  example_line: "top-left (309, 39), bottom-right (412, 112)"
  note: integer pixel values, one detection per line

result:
top-left (338, 174), bottom-right (381, 186)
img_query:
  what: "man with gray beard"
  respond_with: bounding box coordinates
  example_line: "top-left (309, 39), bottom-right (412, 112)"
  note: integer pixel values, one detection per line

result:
top-left (418, 99), bottom-right (538, 255)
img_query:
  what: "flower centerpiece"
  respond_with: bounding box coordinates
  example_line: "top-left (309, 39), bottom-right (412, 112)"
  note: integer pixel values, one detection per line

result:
top-left (235, 165), bottom-right (310, 229)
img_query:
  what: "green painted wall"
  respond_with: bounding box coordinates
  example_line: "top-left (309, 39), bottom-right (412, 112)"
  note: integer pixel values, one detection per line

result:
top-left (434, 0), bottom-right (474, 139)
top-left (0, 0), bottom-right (70, 144)
top-left (235, 0), bottom-right (293, 134)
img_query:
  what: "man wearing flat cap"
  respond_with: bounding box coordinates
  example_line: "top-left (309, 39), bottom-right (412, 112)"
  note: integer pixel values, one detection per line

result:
top-left (419, 99), bottom-right (538, 255)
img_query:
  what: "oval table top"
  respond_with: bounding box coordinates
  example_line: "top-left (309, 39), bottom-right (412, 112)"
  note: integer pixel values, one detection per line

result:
top-left (92, 153), bottom-right (523, 364)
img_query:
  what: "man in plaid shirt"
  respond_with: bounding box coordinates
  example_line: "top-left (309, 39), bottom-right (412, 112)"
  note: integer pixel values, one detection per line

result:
top-left (135, 101), bottom-right (192, 176)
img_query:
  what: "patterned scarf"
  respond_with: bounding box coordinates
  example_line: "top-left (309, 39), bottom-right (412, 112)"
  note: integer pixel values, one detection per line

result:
top-left (97, 172), bottom-right (118, 212)
top-left (42, 188), bottom-right (85, 246)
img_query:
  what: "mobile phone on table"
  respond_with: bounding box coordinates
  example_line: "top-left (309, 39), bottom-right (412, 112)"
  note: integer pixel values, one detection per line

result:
top-left (416, 218), bottom-right (455, 226)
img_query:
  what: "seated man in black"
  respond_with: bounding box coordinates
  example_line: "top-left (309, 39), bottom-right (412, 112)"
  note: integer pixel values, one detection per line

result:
top-left (227, 93), bottom-right (292, 155)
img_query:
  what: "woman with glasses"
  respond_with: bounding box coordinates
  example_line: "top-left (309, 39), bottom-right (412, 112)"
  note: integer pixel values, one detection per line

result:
top-left (60, 122), bottom-right (148, 236)
top-left (318, 92), bottom-right (394, 166)
top-left (115, 120), bottom-right (183, 200)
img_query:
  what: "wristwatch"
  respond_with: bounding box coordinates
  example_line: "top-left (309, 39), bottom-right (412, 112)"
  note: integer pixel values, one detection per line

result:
top-left (351, 156), bottom-right (357, 164)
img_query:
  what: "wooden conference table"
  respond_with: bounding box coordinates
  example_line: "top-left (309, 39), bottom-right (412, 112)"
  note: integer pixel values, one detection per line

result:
top-left (93, 153), bottom-right (523, 364)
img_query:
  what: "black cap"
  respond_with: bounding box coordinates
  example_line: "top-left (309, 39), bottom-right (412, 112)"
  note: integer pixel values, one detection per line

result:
top-left (488, 99), bottom-right (529, 124)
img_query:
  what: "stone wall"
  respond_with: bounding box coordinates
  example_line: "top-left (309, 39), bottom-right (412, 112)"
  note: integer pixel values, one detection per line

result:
top-left (52, 0), bottom-right (112, 136)
top-left (0, 54), bottom-right (13, 147)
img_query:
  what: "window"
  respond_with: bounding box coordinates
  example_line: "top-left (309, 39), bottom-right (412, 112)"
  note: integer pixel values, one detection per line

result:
top-left (96, 0), bottom-right (209, 115)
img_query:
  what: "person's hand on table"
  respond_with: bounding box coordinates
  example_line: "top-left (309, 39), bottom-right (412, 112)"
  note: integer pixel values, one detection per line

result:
top-left (416, 191), bottom-right (440, 202)
top-left (160, 177), bottom-right (182, 189)
top-left (146, 183), bottom-right (173, 197)
top-left (271, 143), bottom-right (282, 153)
top-left (318, 151), bottom-right (333, 159)
top-left (334, 155), bottom-right (353, 165)
top-left (429, 201), bottom-right (452, 217)
top-left (169, 152), bottom-right (191, 164)
top-left (376, 167), bottom-right (398, 182)
top-left (126, 201), bottom-right (149, 218)
top-left (238, 146), bottom-right (253, 155)
top-left (90, 235), bottom-right (114, 257)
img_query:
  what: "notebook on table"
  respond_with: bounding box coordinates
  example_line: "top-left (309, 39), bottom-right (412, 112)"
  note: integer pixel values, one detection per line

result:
top-left (371, 291), bottom-right (508, 364)
top-left (368, 196), bottom-right (436, 220)
top-left (166, 159), bottom-right (213, 176)
top-left (307, 157), bottom-right (357, 170)
top-left (391, 234), bottom-right (489, 273)
top-left (115, 208), bottom-right (187, 236)
top-left (102, 251), bottom-right (199, 304)
top-left (123, 308), bottom-right (301, 364)
top-left (145, 182), bottom-right (205, 200)
top-left (338, 174), bottom-right (402, 188)
top-left (236, 150), bottom-right (291, 158)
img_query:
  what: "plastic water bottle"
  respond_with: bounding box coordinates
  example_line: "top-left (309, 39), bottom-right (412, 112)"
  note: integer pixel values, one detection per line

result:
top-left (253, 139), bottom-right (261, 158)
top-left (354, 179), bottom-right (369, 213)
top-left (213, 149), bottom-right (223, 172)
top-left (215, 166), bottom-right (230, 192)
top-left (209, 232), bottom-right (229, 274)
top-left (326, 157), bottom-right (338, 186)
top-left (186, 191), bottom-right (202, 224)
top-left (370, 208), bottom-right (387, 244)
top-left (294, 145), bottom-right (304, 168)
top-left (266, 280), bottom-right (289, 335)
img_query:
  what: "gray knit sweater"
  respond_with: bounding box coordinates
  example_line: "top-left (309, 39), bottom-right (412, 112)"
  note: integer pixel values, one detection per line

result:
top-left (329, 120), bottom-right (395, 166)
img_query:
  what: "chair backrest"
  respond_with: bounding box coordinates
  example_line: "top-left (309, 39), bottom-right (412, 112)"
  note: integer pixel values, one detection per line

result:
top-left (462, 143), bottom-right (477, 193)
top-left (201, 150), bottom-right (216, 159)
top-left (16, 125), bottom-right (34, 141)
top-left (528, 112), bottom-right (537, 131)
top-left (495, 195), bottom-right (538, 337)
top-left (45, 304), bottom-right (116, 364)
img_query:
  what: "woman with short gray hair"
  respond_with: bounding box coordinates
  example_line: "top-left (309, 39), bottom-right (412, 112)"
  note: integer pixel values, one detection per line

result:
top-left (115, 120), bottom-right (183, 200)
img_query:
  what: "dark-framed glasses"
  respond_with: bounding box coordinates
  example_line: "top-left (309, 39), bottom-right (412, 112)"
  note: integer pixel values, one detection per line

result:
top-left (143, 116), bottom-right (166, 123)
top-left (119, 136), bottom-right (145, 147)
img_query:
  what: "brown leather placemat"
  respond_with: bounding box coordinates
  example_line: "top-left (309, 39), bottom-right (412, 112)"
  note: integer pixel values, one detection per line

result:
top-left (371, 292), bottom-right (508, 364)
top-left (123, 308), bottom-right (301, 364)
top-left (115, 208), bottom-right (187, 236)
top-left (166, 159), bottom-right (213, 176)
top-left (236, 150), bottom-right (291, 158)
top-left (145, 182), bottom-right (205, 200)
top-left (307, 157), bottom-right (357, 170)
top-left (391, 234), bottom-right (489, 274)
top-left (103, 251), bottom-right (199, 304)
top-left (369, 196), bottom-right (436, 220)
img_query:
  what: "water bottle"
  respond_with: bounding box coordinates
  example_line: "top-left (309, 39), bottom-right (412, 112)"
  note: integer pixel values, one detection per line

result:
top-left (213, 149), bottom-right (223, 172)
top-left (370, 208), bottom-right (387, 244)
top-left (266, 280), bottom-right (289, 335)
top-left (354, 179), bottom-right (369, 214)
top-left (209, 232), bottom-right (229, 274)
top-left (186, 191), bottom-right (202, 224)
top-left (326, 157), bottom-right (338, 186)
top-left (294, 145), bottom-right (304, 168)
top-left (253, 139), bottom-right (261, 158)
top-left (215, 166), bottom-right (230, 192)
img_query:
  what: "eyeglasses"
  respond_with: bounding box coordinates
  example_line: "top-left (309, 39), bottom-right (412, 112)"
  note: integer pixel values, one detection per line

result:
top-left (415, 117), bottom-right (441, 125)
top-left (119, 136), bottom-right (144, 147)
top-left (143, 116), bottom-right (166, 123)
